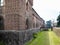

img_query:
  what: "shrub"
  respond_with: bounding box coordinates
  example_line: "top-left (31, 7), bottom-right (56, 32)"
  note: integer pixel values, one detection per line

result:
top-left (33, 33), bottom-right (37, 39)
top-left (0, 41), bottom-right (5, 45)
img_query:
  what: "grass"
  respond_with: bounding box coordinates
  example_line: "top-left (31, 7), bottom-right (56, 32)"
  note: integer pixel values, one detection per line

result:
top-left (25, 30), bottom-right (60, 45)
top-left (25, 31), bottom-right (50, 45)
top-left (49, 31), bottom-right (60, 45)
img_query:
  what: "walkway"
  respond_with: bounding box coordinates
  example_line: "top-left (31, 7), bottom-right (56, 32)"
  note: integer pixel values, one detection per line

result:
top-left (26, 31), bottom-right (60, 45)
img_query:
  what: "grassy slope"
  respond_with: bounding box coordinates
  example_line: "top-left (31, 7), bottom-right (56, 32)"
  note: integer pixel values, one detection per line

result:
top-left (49, 31), bottom-right (60, 45)
top-left (26, 31), bottom-right (50, 45)
top-left (26, 31), bottom-right (60, 45)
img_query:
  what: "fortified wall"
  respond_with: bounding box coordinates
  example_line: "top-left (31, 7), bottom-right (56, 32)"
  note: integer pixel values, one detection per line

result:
top-left (0, 0), bottom-right (45, 45)
top-left (0, 0), bottom-right (45, 30)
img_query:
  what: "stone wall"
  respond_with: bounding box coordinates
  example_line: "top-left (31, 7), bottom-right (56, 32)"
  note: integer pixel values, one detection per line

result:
top-left (0, 29), bottom-right (40, 45)
top-left (53, 27), bottom-right (60, 37)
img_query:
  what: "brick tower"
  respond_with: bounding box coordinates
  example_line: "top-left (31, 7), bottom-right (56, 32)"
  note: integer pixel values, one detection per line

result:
top-left (0, 0), bottom-right (34, 30)
top-left (2, 0), bottom-right (26, 30)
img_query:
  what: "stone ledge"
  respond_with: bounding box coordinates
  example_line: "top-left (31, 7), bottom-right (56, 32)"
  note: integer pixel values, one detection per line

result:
top-left (0, 29), bottom-right (40, 45)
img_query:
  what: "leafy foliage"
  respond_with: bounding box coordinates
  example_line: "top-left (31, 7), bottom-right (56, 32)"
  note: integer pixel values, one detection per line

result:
top-left (0, 41), bottom-right (5, 45)
top-left (46, 20), bottom-right (52, 28)
top-left (33, 33), bottom-right (37, 39)
top-left (57, 15), bottom-right (60, 27)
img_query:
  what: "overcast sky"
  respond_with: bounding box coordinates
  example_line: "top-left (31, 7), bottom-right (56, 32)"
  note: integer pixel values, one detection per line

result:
top-left (1, 0), bottom-right (60, 22)
top-left (33, 0), bottom-right (60, 22)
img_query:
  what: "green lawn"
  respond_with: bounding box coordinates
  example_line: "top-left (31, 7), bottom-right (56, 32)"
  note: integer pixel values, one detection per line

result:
top-left (49, 31), bottom-right (60, 45)
top-left (25, 31), bottom-right (60, 45)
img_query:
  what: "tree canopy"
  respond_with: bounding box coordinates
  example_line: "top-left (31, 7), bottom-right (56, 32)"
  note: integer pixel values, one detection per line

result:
top-left (57, 15), bottom-right (60, 27)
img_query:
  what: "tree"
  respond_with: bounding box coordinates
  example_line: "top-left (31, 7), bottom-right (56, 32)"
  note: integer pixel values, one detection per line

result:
top-left (46, 20), bottom-right (52, 28)
top-left (57, 15), bottom-right (60, 27)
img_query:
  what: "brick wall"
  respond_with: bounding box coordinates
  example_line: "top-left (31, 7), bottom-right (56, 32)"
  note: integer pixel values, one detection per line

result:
top-left (0, 0), bottom-right (45, 30)
top-left (3, 0), bottom-right (26, 30)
